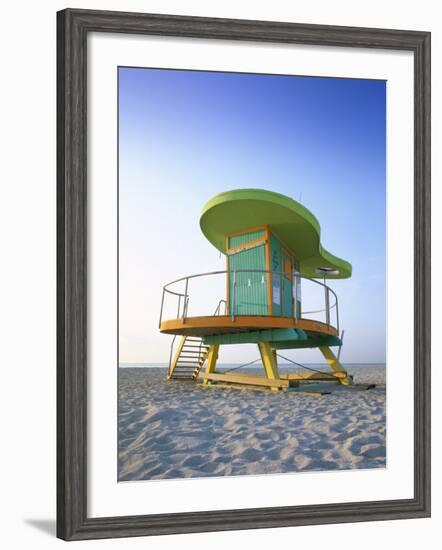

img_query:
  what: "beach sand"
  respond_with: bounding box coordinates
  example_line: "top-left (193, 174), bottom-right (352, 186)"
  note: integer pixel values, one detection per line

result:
top-left (118, 365), bottom-right (386, 481)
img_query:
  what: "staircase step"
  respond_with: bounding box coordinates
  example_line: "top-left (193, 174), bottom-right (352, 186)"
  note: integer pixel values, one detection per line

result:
top-left (183, 344), bottom-right (209, 348)
top-left (172, 366), bottom-right (201, 372)
top-left (176, 369), bottom-right (200, 373)
top-left (182, 345), bottom-right (209, 349)
top-left (174, 372), bottom-right (199, 376)
top-left (168, 335), bottom-right (208, 379)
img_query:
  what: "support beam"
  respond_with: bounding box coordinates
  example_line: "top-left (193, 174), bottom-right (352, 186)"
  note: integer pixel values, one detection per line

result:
top-left (204, 328), bottom-right (306, 346)
top-left (319, 346), bottom-right (350, 385)
top-left (200, 372), bottom-right (289, 389)
top-left (203, 344), bottom-right (220, 385)
top-left (279, 372), bottom-right (345, 381)
top-left (258, 342), bottom-right (280, 391)
top-left (272, 334), bottom-right (341, 349)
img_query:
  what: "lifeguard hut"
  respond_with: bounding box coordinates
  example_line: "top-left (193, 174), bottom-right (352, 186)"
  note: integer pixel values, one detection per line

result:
top-left (159, 189), bottom-right (352, 391)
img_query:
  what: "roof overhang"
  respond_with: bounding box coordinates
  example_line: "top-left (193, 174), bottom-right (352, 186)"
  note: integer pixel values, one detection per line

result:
top-left (200, 189), bottom-right (352, 279)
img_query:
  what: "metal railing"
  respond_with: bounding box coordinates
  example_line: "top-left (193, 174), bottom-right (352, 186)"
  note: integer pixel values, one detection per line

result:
top-left (159, 269), bottom-right (339, 332)
top-left (213, 299), bottom-right (228, 316)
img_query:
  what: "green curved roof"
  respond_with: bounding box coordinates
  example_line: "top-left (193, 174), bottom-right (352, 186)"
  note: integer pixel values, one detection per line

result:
top-left (200, 189), bottom-right (352, 279)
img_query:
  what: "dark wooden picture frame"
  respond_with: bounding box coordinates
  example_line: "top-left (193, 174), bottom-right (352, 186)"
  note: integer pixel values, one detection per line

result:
top-left (57, 8), bottom-right (431, 541)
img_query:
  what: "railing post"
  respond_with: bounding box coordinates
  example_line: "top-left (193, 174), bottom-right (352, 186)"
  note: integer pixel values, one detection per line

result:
top-left (231, 271), bottom-right (236, 321)
top-left (159, 288), bottom-right (165, 328)
top-left (325, 286), bottom-right (330, 326)
top-left (182, 278), bottom-right (189, 323)
top-left (335, 293), bottom-right (340, 334)
top-left (294, 275), bottom-right (298, 321)
top-left (280, 273), bottom-right (283, 317)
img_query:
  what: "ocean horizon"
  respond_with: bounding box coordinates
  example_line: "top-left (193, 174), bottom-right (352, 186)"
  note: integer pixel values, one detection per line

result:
top-left (119, 362), bottom-right (386, 369)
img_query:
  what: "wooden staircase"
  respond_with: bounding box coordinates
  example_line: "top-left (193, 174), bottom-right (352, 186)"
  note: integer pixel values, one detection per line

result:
top-left (167, 336), bottom-right (210, 380)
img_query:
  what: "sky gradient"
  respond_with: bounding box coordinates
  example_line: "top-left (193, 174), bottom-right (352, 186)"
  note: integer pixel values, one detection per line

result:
top-left (118, 67), bottom-right (386, 364)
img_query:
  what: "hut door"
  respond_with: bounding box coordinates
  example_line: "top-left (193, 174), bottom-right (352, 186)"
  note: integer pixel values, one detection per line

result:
top-left (228, 245), bottom-right (268, 316)
top-left (282, 253), bottom-right (293, 318)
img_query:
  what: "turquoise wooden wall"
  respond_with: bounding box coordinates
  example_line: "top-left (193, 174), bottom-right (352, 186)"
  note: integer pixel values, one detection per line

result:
top-left (228, 230), bottom-right (268, 315)
top-left (229, 245), bottom-right (268, 315)
top-left (269, 232), bottom-right (282, 316)
top-left (269, 232), bottom-right (301, 318)
top-left (227, 229), bottom-right (301, 318)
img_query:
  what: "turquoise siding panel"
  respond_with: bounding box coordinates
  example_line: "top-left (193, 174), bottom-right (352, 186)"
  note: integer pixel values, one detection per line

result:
top-left (269, 232), bottom-right (301, 318)
top-left (229, 229), bottom-right (265, 249)
top-left (269, 233), bottom-right (282, 316)
top-left (282, 276), bottom-right (292, 317)
top-left (226, 229), bottom-right (302, 318)
top-left (229, 244), bottom-right (268, 315)
top-left (293, 259), bottom-right (301, 318)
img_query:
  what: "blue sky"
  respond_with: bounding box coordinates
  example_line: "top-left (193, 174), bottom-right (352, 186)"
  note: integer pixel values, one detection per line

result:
top-left (118, 67), bottom-right (386, 364)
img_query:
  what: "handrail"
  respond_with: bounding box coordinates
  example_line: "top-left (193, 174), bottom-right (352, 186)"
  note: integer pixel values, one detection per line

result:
top-left (163, 268), bottom-right (337, 297)
top-left (168, 335), bottom-right (177, 376)
top-left (159, 269), bottom-right (339, 332)
top-left (162, 270), bottom-right (338, 305)
top-left (214, 299), bottom-right (227, 316)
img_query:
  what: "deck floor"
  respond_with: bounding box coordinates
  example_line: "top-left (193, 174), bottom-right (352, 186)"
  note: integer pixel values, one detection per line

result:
top-left (160, 315), bottom-right (337, 337)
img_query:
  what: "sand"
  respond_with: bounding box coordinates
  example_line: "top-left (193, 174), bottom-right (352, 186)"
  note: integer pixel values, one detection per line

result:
top-left (118, 365), bottom-right (386, 481)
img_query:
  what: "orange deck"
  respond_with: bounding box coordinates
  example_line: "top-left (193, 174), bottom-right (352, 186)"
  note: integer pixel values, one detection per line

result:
top-left (159, 315), bottom-right (337, 337)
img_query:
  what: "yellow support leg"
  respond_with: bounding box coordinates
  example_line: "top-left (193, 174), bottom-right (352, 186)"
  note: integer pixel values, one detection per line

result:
top-left (319, 346), bottom-right (350, 385)
top-left (258, 342), bottom-right (280, 391)
top-left (203, 344), bottom-right (220, 385)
